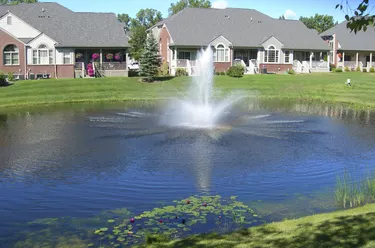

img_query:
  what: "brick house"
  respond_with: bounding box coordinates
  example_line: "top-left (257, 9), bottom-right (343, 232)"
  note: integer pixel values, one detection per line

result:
top-left (150, 8), bottom-right (331, 75)
top-left (320, 21), bottom-right (375, 71)
top-left (0, 2), bottom-right (130, 79)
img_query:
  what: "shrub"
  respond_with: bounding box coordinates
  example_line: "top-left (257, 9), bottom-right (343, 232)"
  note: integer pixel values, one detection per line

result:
top-left (345, 66), bottom-right (350, 72)
top-left (335, 68), bottom-right (343, 72)
top-left (356, 66), bottom-right (361, 72)
top-left (287, 69), bottom-right (296, 75)
top-left (175, 68), bottom-right (188, 76)
top-left (226, 65), bottom-right (245, 78)
top-left (0, 72), bottom-right (7, 86)
top-left (220, 71), bottom-right (226, 76)
top-left (158, 61), bottom-right (169, 76)
top-left (370, 67), bottom-right (375, 73)
top-left (363, 68), bottom-right (367, 72)
top-left (329, 63), bottom-right (336, 71)
top-left (7, 72), bottom-right (15, 82)
top-left (215, 71), bottom-right (221, 76)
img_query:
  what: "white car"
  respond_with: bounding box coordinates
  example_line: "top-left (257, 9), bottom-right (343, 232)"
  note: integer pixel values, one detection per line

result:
top-left (128, 62), bottom-right (140, 70)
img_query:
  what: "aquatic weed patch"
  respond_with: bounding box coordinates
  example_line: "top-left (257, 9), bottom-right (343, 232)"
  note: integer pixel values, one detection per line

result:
top-left (93, 195), bottom-right (261, 247)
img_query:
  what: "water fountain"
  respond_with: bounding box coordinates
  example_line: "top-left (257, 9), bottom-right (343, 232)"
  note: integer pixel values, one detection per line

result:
top-left (161, 45), bottom-right (246, 128)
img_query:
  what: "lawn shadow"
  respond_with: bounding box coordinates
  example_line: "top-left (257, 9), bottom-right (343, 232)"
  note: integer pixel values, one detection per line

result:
top-left (144, 212), bottom-right (375, 248)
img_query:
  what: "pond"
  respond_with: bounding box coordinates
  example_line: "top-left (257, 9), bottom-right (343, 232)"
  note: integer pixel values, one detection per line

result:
top-left (1, 100), bottom-right (375, 247)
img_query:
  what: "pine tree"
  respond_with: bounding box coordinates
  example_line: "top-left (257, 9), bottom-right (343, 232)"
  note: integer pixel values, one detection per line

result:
top-left (139, 32), bottom-right (161, 82)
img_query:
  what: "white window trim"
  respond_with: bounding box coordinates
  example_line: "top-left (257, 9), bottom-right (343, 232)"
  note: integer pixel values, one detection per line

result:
top-left (32, 44), bottom-right (54, 65)
top-left (214, 43), bottom-right (230, 63)
top-left (264, 44), bottom-right (280, 64)
top-left (3, 45), bottom-right (19, 66)
top-left (63, 51), bottom-right (71, 64)
top-left (284, 50), bottom-right (291, 64)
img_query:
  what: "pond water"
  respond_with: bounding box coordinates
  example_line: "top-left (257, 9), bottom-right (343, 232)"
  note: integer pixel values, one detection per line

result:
top-left (1, 101), bottom-right (375, 247)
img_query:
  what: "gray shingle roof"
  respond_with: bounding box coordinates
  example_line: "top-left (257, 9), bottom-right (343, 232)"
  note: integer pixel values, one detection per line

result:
top-left (320, 21), bottom-right (375, 51)
top-left (18, 38), bottom-right (34, 44)
top-left (0, 2), bottom-right (129, 47)
top-left (159, 8), bottom-right (329, 50)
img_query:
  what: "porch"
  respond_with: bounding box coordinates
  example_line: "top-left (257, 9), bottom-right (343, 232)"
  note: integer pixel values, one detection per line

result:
top-left (73, 48), bottom-right (128, 78)
top-left (293, 51), bottom-right (330, 73)
top-left (336, 51), bottom-right (375, 71)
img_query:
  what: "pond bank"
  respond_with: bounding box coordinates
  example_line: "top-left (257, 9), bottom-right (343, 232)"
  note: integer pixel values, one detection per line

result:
top-left (1, 73), bottom-right (375, 110)
top-left (139, 203), bottom-right (375, 248)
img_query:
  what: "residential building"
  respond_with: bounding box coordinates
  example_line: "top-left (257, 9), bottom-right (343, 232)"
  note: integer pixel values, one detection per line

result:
top-left (150, 8), bottom-right (330, 75)
top-left (320, 21), bottom-right (375, 71)
top-left (0, 2), bottom-right (130, 79)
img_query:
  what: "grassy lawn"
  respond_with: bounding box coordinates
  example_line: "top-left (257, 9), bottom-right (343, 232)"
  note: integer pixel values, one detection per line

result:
top-left (139, 203), bottom-right (375, 248)
top-left (0, 72), bottom-right (375, 109)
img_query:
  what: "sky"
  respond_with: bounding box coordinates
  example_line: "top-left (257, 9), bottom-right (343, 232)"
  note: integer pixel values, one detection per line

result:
top-left (40, 0), bottom-right (365, 22)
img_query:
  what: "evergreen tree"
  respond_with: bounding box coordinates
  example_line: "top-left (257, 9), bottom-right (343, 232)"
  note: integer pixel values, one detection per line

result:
top-left (139, 32), bottom-right (161, 82)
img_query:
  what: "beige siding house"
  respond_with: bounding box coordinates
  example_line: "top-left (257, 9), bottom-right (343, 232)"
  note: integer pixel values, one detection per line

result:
top-left (150, 8), bottom-right (331, 75)
top-left (321, 21), bottom-right (375, 71)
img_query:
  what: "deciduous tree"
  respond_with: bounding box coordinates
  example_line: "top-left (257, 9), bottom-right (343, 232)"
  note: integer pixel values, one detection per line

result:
top-left (128, 9), bottom-right (163, 61)
top-left (168, 0), bottom-right (211, 16)
top-left (299, 14), bottom-right (338, 33)
top-left (117, 13), bottom-right (132, 31)
top-left (336, 0), bottom-right (375, 33)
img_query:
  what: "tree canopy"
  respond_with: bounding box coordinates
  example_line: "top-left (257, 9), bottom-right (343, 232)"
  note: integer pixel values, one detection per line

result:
top-left (117, 13), bottom-right (132, 31)
top-left (168, 0), bottom-right (211, 16)
top-left (126, 8), bottom-right (163, 61)
top-left (336, 0), bottom-right (375, 33)
top-left (0, 0), bottom-right (37, 4)
top-left (278, 15), bottom-right (285, 20)
top-left (299, 14), bottom-right (338, 34)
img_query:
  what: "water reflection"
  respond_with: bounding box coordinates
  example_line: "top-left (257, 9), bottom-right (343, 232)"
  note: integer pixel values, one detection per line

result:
top-left (190, 137), bottom-right (213, 193)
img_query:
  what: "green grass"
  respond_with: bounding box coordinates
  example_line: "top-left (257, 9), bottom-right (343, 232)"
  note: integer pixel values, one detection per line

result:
top-left (1, 72), bottom-right (375, 109)
top-left (138, 203), bottom-right (375, 248)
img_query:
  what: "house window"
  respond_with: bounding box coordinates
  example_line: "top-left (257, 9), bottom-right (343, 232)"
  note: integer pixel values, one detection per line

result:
top-left (215, 44), bottom-right (229, 62)
top-left (284, 51), bottom-right (290, 63)
top-left (63, 51), bottom-right (71, 64)
top-left (178, 51), bottom-right (191, 60)
top-left (3, 45), bottom-right (19, 65)
top-left (7, 16), bottom-right (12, 25)
top-left (32, 44), bottom-right (54, 64)
top-left (265, 45), bottom-right (279, 63)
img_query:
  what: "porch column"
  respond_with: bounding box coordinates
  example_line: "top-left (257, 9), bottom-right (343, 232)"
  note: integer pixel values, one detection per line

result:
top-left (310, 52), bottom-right (313, 68)
top-left (100, 49), bottom-right (103, 64)
top-left (290, 51), bottom-right (294, 64)
top-left (327, 54), bottom-right (330, 68)
top-left (370, 53), bottom-right (373, 68)
top-left (174, 48), bottom-right (177, 60)
top-left (356, 52), bottom-right (359, 67)
top-left (125, 52), bottom-right (129, 66)
top-left (342, 52), bottom-right (345, 67)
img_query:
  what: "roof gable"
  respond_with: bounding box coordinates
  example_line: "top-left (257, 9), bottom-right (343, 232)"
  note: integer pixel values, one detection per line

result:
top-left (0, 12), bottom-right (40, 39)
top-left (260, 35), bottom-right (284, 49)
top-left (0, 2), bottom-right (129, 48)
top-left (0, 26), bottom-right (27, 45)
top-left (209, 35), bottom-right (232, 48)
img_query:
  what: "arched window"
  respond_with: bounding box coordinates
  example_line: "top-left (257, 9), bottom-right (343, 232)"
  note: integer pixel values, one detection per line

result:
top-left (32, 44), bottom-right (53, 65)
top-left (3, 45), bottom-right (19, 65)
top-left (215, 44), bottom-right (229, 62)
top-left (264, 45), bottom-right (279, 63)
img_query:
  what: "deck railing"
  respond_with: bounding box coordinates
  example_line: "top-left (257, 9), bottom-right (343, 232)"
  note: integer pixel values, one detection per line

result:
top-left (74, 62), bottom-right (127, 71)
